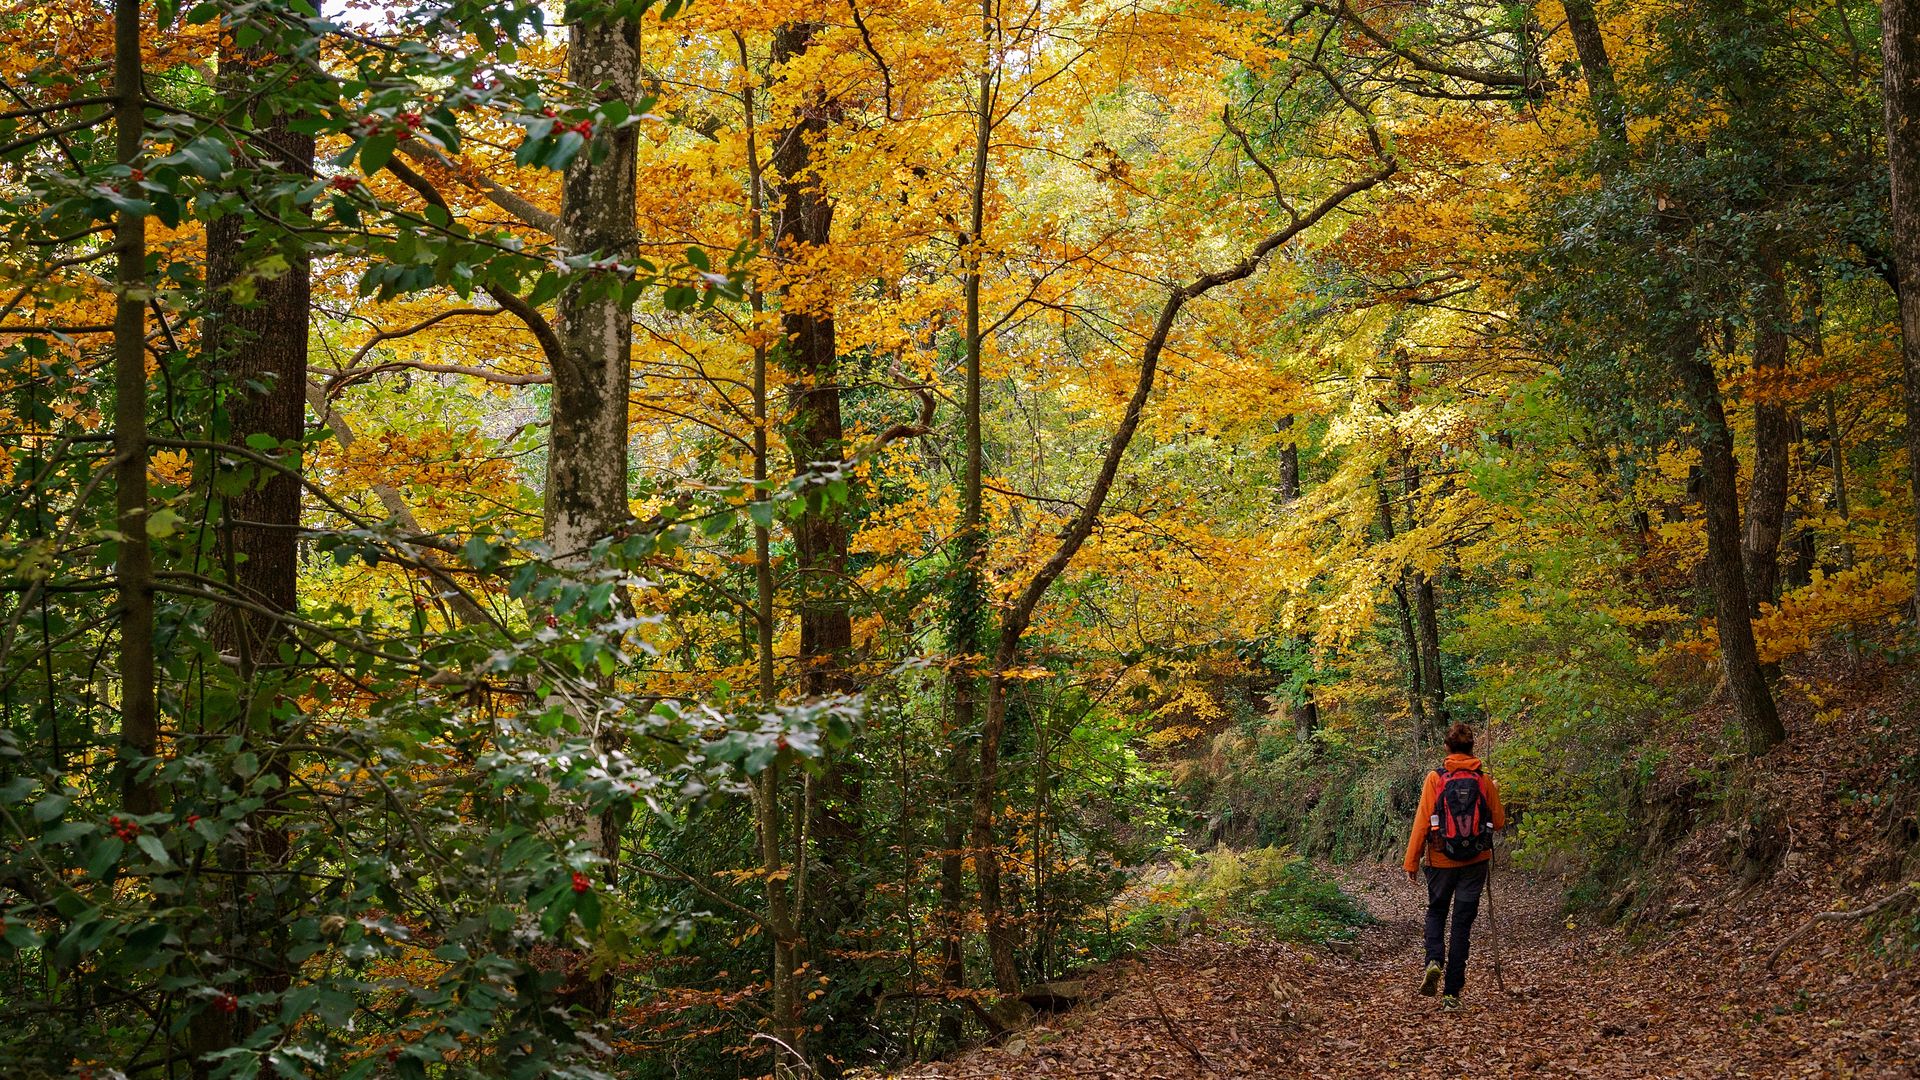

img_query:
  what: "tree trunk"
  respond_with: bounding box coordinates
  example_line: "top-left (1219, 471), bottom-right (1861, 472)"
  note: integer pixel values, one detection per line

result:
top-left (202, 29), bottom-right (315, 1051)
top-left (1563, 0), bottom-right (1627, 148)
top-left (1402, 455), bottom-right (1448, 731)
top-left (1882, 0), bottom-right (1920, 627)
top-left (767, 27), bottom-right (865, 1049)
top-left (111, 0), bottom-right (154, 818)
top-left (1674, 328), bottom-right (1786, 755)
top-left (936, 735), bottom-right (973, 1043)
top-left (771, 23), bottom-right (853, 697)
top-left (547, 19), bottom-right (639, 574)
top-left (1742, 261), bottom-right (1791, 613)
top-left (736, 46), bottom-right (804, 1063)
top-left (1278, 416), bottom-right (1318, 740)
top-left (545, 11), bottom-right (642, 1017)
top-left (958, 4), bottom-right (1022, 996)
top-left (943, 0), bottom-right (999, 1022)
top-left (1375, 474), bottom-right (1427, 729)
top-left (1826, 389), bottom-right (1860, 665)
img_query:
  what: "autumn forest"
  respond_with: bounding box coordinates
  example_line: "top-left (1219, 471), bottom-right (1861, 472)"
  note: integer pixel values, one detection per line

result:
top-left (4, 0), bottom-right (1920, 1076)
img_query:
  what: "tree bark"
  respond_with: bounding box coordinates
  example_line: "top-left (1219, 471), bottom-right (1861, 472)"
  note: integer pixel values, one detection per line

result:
top-left (1881, 0), bottom-right (1920, 627)
top-left (735, 42), bottom-right (803, 1063)
top-left (547, 19), bottom-right (639, 573)
top-left (1375, 474), bottom-right (1427, 729)
top-left (1401, 454), bottom-right (1448, 732)
top-left (1674, 328), bottom-right (1786, 754)
top-left (947, 0), bottom-right (1001, 1016)
top-left (765, 28), bottom-right (867, 1050)
top-left (111, 0), bottom-right (153, 817)
top-left (201, 29), bottom-right (315, 1051)
top-left (1277, 416), bottom-right (1318, 740)
top-left (1563, 0), bottom-right (1627, 148)
top-left (1741, 260), bottom-right (1791, 613)
top-left (771, 23), bottom-right (853, 697)
top-left (546, 11), bottom-right (642, 1017)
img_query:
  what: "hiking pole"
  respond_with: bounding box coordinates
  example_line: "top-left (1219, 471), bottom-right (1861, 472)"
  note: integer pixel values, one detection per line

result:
top-left (1485, 846), bottom-right (1508, 993)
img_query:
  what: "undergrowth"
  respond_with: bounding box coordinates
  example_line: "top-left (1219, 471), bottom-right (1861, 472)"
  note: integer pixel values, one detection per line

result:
top-left (1123, 847), bottom-right (1373, 946)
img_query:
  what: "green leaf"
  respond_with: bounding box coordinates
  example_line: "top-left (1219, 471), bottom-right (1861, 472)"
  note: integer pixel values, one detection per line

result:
top-left (136, 833), bottom-right (172, 867)
top-left (31, 793), bottom-right (68, 822)
top-left (39, 821), bottom-right (90, 844)
top-left (2, 919), bottom-right (43, 950)
top-left (359, 134), bottom-right (398, 176)
top-left (179, 137), bottom-right (232, 180)
top-left (85, 836), bottom-right (125, 879)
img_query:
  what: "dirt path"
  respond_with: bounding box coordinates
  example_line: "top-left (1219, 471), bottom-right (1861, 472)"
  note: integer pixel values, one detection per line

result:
top-left (901, 861), bottom-right (1920, 1078)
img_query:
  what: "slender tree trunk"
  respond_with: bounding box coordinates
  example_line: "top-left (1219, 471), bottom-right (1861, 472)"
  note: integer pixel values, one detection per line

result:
top-left (937, 732), bottom-right (973, 1042)
top-left (941, 0), bottom-right (996, 1025)
top-left (546, 11), bottom-right (641, 1016)
top-left (1375, 474), bottom-right (1427, 729)
top-left (1742, 260), bottom-right (1791, 613)
top-left (1674, 328), bottom-right (1786, 754)
top-left (111, 0), bottom-right (153, 817)
top-left (1277, 416), bottom-right (1318, 740)
top-left (957, 1), bottom-right (1022, 997)
top-left (1826, 389), bottom-right (1860, 665)
top-left (1402, 454), bottom-right (1447, 731)
top-left (736, 44), bottom-right (803, 1062)
top-left (1882, 0), bottom-right (1920, 627)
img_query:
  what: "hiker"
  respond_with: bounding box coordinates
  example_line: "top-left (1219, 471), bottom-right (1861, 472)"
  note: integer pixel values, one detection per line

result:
top-left (1404, 721), bottom-right (1506, 1008)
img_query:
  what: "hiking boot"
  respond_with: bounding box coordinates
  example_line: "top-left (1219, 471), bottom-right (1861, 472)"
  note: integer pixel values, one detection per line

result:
top-left (1419, 961), bottom-right (1442, 997)
top-left (1441, 995), bottom-right (1461, 1011)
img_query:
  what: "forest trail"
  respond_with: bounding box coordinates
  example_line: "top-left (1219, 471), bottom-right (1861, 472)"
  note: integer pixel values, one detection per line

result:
top-left (903, 862), bottom-right (1920, 1079)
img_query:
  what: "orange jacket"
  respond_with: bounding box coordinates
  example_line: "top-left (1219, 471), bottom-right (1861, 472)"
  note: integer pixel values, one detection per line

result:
top-left (1404, 753), bottom-right (1506, 872)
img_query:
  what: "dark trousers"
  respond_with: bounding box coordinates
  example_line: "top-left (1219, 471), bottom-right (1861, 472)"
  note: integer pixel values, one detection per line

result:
top-left (1423, 860), bottom-right (1489, 997)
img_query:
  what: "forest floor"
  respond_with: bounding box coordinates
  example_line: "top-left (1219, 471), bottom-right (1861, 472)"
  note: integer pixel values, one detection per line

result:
top-left (900, 860), bottom-right (1920, 1078)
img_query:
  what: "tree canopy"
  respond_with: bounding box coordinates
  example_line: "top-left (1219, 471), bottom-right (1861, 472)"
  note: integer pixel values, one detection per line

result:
top-left (1, 0), bottom-right (1917, 1076)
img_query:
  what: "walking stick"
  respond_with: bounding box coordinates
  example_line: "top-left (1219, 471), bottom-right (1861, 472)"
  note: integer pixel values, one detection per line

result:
top-left (1485, 845), bottom-right (1508, 993)
top-left (1483, 720), bottom-right (1509, 994)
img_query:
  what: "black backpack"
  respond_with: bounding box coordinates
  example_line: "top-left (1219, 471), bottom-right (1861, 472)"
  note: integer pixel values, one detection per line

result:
top-left (1430, 766), bottom-right (1494, 861)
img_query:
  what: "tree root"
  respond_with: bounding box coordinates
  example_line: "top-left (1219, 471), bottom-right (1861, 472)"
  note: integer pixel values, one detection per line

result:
top-left (1765, 882), bottom-right (1919, 971)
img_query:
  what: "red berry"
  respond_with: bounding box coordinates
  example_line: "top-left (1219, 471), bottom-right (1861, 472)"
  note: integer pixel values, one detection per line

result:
top-left (571, 872), bottom-right (591, 894)
top-left (330, 175), bottom-right (360, 192)
top-left (129, 168), bottom-right (144, 181)
top-left (186, 814), bottom-right (200, 826)
top-left (572, 121), bottom-right (594, 137)
top-left (540, 106), bottom-right (557, 118)
top-left (545, 614), bottom-right (558, 628)
top-left (214, 992), bottom-right (237, 1014)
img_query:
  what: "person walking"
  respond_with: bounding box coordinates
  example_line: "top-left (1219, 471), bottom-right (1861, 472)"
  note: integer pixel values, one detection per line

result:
top-left (1404, 722), bottom-right (1506, 1008)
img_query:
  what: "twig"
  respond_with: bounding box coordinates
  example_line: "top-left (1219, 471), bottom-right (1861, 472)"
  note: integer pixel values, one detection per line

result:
top-left (1765, 882), bottom-right (1919, 971)
top-left (1144, 966), bottom-right (1212, 1073)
